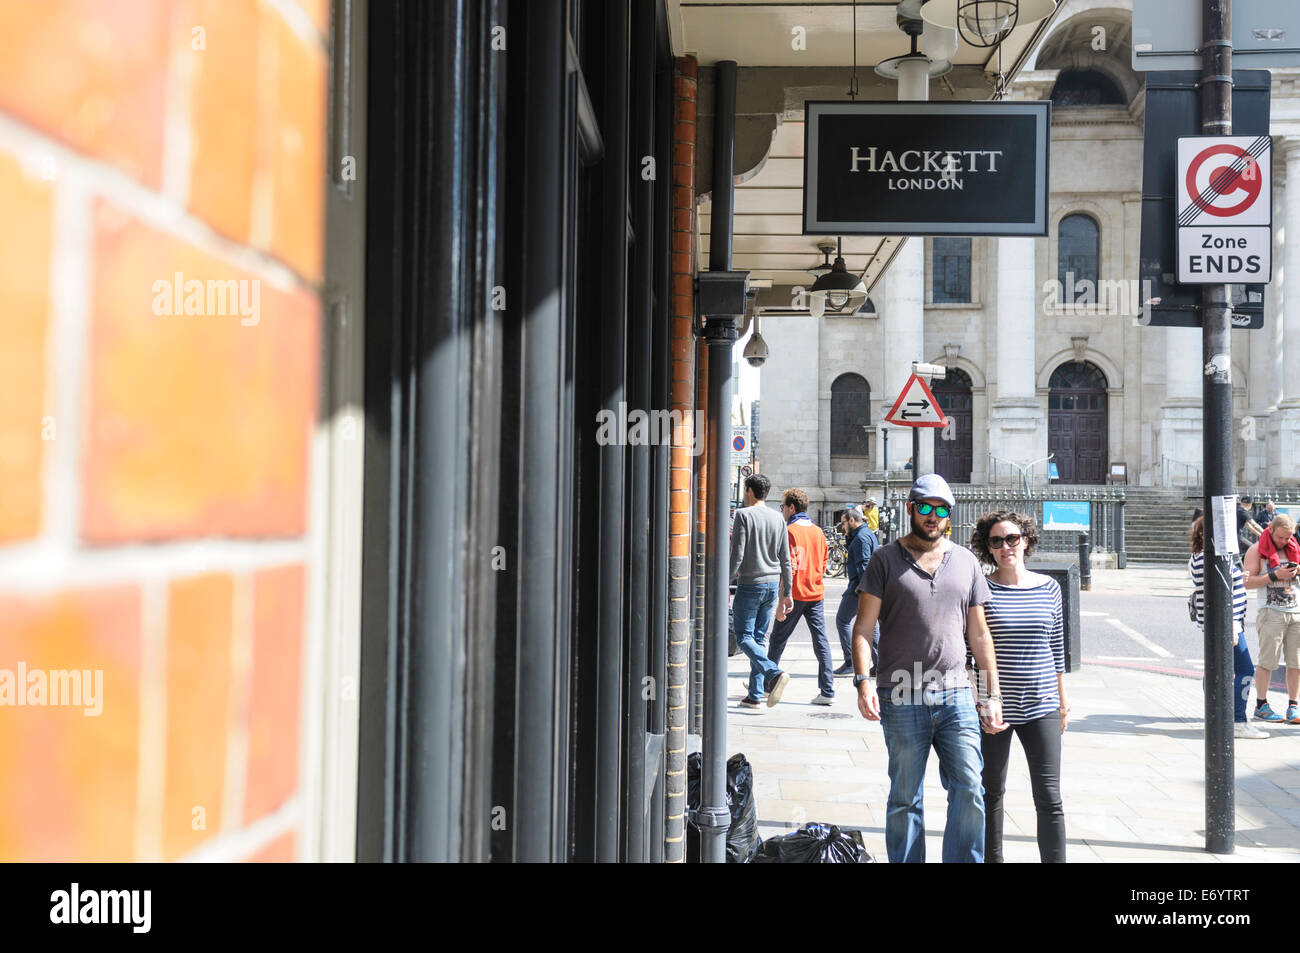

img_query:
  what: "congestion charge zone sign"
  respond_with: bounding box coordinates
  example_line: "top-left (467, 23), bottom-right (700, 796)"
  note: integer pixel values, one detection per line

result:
top-left (1176, 135), bottom-right (1272, 284)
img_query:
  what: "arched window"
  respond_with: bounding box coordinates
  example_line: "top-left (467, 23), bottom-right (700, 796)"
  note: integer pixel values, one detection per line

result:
top-left (1050, 69), bottom-right (1126, 106)
top-left (830, 373), bottom-right (871, 456)
top-left (1048, 361), bottom-right (1107, 408)
top-left (931, 237), bottom-right (971, 303)
top-left (1058, 214), bottom-right (1099, 299)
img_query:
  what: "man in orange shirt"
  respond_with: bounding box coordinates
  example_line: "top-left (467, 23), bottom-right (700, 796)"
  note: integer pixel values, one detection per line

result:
top-left (768, 488), bottom-right (835, 704)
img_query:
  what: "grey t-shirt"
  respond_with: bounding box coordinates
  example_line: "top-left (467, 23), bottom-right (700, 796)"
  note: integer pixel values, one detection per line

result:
top-left (730, 503), bottom-right (792, 595)
top-left (861, 539), bottom-right (990, 693)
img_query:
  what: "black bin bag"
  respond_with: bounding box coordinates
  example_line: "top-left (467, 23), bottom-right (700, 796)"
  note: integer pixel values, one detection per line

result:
top-left (686, 752), bottom-right (761, 863)
top-left (753, 822), bottom-right (874, 863)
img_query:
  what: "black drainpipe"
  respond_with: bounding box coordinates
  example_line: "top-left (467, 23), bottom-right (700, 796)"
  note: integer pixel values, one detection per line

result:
top-left (697, 59), bottom-right (744, 863)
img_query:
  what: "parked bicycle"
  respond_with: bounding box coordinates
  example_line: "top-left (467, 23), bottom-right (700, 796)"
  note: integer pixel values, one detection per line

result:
top-left (825, 529), bottom-right (848, 578)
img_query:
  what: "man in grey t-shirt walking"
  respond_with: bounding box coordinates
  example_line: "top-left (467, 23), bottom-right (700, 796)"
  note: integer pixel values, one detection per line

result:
top-left (851, 474), bottom-right (1006, 862)
top-left (729, 474), bottom-right (792, 708)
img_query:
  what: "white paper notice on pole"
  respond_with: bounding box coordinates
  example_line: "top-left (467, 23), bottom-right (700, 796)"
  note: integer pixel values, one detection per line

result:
top-left (1212, 495), bottom-right (1238, 556)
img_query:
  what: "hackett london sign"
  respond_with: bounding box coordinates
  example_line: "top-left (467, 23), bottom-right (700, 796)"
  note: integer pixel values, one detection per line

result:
top-left (803, 101), bottom-right (1051, 236)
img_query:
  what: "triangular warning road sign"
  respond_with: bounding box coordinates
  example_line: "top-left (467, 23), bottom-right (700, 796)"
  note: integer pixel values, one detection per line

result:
top-left (884, 374), bottom-right (947, 428)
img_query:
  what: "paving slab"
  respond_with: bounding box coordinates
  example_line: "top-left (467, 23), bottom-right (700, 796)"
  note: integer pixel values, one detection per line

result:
top-left (724, 623), bottom-right (1300, 863)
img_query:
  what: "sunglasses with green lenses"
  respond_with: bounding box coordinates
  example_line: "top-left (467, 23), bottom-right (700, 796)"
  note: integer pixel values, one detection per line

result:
top-left (914, 502), bottom-right (950, 518)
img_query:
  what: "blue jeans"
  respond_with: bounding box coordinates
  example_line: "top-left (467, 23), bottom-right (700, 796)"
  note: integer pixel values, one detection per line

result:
top-left (1234, 622), bottom-right (1254, 723)
top-left (835, 589), bottom-right (879, 669)
top-left (878, 688), bottom-right (985, 863)
top-left (768, 599), bottom-right (833, 697)
top-left (732, 582), bottom-right (782, 701)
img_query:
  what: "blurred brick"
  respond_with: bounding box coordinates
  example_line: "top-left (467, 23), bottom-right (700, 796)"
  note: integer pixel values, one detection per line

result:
top-left (185, 0), bottom-right (259, 244)
top-left (247, 829), bottom-right (296, 862)
top-left (163, 572), bottom-right (234, 860)
top-left (0, 586), bottom-right (141, 861)
top-left (0, 152), bottom-right (52, 543)
top-left (0, 0), bottom-right (167, 187)
top-left (244, 564), bottom-right (304, 822)
top-left (83, 204), bottom-right (321, 542)
top-left (266, 6), bottom-right (326, 282)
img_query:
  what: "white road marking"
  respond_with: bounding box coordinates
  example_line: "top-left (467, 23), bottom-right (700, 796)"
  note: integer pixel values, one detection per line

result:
top-left (1095, 655), bottom-right (1162, 661)
top-left (1186, 659), bottom-right (1205, 667)
top-left (1104, 617), bottom-right (1174, 658)
top-left (1080, 611), bottom-right (1110, 617)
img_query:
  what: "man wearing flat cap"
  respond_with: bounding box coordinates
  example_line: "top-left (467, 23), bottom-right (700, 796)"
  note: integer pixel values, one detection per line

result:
top-left (850, 473), bottom-right (1006, 863)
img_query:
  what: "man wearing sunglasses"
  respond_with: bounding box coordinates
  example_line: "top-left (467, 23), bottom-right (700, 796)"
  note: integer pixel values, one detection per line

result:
top-left (849, 473), bottom-right (1006, 863)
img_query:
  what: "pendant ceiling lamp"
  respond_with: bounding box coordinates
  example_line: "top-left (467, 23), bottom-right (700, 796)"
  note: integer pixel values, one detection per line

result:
top-left (919, 0), bottom-right (1056, 49)
top-left (809, 238), bottom-right (868, 318)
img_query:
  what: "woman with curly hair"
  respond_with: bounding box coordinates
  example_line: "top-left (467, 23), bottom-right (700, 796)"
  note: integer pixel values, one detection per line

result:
top-left (970, 510), bottom-right (1068, 863)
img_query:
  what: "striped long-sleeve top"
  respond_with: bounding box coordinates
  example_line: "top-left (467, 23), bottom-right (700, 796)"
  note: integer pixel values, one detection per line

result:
top-left (1188, 553), bottom-right (1247, 629)
top-left (981, 577), bottom-right (1065, 725)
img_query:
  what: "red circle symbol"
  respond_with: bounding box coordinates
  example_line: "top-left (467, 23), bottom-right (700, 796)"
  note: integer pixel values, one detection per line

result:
top-left (1185, 144), bottom-right (1262, 218)
top-left (733, 435), bottom-right (745, 451)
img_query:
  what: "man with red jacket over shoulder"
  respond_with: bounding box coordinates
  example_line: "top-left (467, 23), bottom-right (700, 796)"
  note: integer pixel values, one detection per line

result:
top-left (1243, 512), bottom-right (1300, 724)
top-left (767, 488), bottom-right (835, 705)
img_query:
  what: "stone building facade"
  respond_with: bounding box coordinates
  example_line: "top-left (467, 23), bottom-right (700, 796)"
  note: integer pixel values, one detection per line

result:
top-left (756, 0), bottom-right (1300, 520)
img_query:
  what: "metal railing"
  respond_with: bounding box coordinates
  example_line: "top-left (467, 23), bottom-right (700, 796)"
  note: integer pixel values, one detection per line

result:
top-left (987, 453), bottom-right (1055, 494)
top-left (881, 485), bottom-right (1127, 556)
top-left (1161, 454), bottom-right (1203, 494)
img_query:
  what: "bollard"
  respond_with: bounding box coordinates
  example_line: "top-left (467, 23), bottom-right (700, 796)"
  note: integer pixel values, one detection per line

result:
top-left (1114, 499), bottom-right (1126, 570)
top-left (1078, 532), bottom-right (1092, 591)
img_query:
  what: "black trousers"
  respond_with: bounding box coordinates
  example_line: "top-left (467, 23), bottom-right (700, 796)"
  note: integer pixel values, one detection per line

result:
top-left (980, 713), bottom-right (1066, 863)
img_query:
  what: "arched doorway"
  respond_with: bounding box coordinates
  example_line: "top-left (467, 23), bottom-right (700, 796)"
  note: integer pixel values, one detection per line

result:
top-left (1048, 361), bottom-right (1108, 484)
top-left (933, 367), bottom-right (973, 484)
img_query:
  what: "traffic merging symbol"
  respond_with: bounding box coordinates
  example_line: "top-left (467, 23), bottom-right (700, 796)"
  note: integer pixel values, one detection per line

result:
top-left (1176, 136), bottom-right (1272, 284)
top-left (884, 374), bottom-right (947, 428)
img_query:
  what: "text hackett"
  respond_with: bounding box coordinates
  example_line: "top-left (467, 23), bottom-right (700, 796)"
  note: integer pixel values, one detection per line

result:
top-left (849, 148), bottom-right (1003, 174)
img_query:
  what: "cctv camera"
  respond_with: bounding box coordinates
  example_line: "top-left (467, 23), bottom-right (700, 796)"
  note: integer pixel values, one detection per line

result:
top-left (744, 330), bottom-right (769, 367)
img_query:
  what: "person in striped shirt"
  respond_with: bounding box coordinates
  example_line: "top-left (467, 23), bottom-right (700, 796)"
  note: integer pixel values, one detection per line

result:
top-left (970, 510), bottom-right (1068, 863)
top-left (1189, 517), bottom-right (1264, 737)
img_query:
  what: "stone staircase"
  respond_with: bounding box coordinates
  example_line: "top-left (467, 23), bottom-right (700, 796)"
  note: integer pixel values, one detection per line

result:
top-left (1119, 486), bottom-right (1203, 565)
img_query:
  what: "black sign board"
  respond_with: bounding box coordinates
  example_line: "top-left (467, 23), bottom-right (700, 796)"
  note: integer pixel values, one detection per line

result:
top-left (803, 101), bottom-right (1051, 236)
top-left (1138, 70), bottom-right (1270, 328)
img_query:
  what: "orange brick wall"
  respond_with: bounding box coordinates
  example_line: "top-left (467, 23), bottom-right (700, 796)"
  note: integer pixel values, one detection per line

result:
top-left (665, 54), bottom-right (698, 864)
top-left (0, 0), bottom-right (324, 861)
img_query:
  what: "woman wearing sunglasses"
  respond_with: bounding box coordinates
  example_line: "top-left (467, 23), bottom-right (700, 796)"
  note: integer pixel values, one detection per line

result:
top-left (970, 510), bottom-right (1068, 863)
